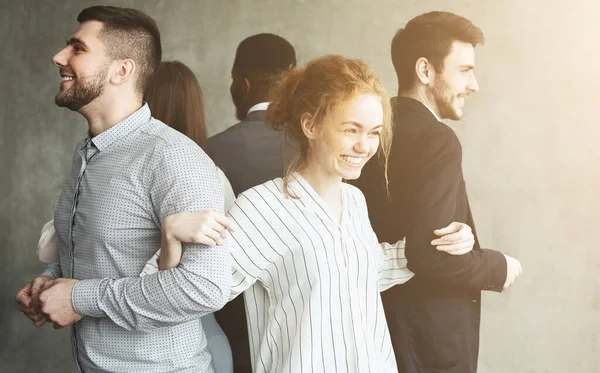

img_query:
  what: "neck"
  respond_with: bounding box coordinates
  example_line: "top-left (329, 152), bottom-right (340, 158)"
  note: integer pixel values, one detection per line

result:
top-left (398, 86), bottom-right (440, 119)
top-left (247, 96), bottom-right (268, 110)
top-left (299, 161), bottom-right (343, 211)
top-left (79, 93), bottom-right (143, 137)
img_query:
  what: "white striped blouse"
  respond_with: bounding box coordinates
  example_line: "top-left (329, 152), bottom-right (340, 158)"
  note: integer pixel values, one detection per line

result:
top-left (227, 173), bottom-right (414, 373)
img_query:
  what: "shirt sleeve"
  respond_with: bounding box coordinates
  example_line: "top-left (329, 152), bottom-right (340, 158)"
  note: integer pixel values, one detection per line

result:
top-left (225, 192), bottom-right (273, 300)
top-left (71, 142), bottom-right (232, 332)
top-left (41, 263), bottom-right (62, 279)
top-left (39, 220), bottom-right (62, 278)
top-left (378, 239), bottom-right (414, 292)
top-left (404, 131), bottom-right (507, 291)
top-left (354, 187), bottom-right (415, 291)
top-left (38, 219), bottom-right (60, 263)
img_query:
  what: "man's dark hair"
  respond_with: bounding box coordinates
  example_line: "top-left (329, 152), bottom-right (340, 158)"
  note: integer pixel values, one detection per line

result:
top-left (391, 11), bottom-right (484, 92)
top-left (77, 6), bottom-right (162, 94)
top-left (232, 33), bottom-right (296, 94)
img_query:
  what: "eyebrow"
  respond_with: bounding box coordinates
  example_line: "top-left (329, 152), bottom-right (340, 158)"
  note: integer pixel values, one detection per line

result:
top-left (66, 37), bottom-right (88, 48)
top-left (460, 64), bottom-right (475, 70)
top-left (341, 121), bottom-right (383, 130)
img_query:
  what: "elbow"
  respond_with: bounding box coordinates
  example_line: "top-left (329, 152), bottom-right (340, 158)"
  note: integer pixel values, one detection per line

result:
top-left (207, 280), bottom-right (231, 312)
top-left (406, 259), bottom-right (433, 276)
top-left (192, 273), bottom-right (231, 314)
top-left (406, 251), bottom-right (445, 277)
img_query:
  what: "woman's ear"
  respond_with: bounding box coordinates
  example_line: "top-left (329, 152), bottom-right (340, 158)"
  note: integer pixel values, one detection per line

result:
top-left (300, 113), bottom-right (317, 140)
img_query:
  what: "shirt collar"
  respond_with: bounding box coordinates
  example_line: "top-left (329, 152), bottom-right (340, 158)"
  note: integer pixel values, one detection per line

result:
top-left (89, 103), bottom-right (151, 152)
top-left (423, 103), bottom-right (441, 122)
top-left (247, 102), bottom-right (270, 115)
top-left (287, 172), bottom-right (346, 225)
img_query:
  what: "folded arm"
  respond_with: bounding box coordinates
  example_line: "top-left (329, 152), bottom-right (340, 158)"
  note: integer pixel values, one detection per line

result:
top-left (71, 143), bottom-right (232, 331)
top-left (405, 131), bottom-right (507, 292)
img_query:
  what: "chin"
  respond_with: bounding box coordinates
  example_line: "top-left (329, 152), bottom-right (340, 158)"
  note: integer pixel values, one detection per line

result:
top-left (341, 169), bottom-right (363, 181)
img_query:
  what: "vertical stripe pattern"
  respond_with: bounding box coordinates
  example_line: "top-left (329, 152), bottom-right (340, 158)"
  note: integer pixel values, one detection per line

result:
top-left (226, 173), bottom-right (414, 373)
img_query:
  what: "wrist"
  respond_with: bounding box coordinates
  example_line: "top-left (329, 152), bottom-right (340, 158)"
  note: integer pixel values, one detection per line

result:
top-left (162, 216), bottom-right (178, 242)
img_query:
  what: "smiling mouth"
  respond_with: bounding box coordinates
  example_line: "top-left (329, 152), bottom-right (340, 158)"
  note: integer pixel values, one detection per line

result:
top-left (341, 155), bottom-right (365, 166)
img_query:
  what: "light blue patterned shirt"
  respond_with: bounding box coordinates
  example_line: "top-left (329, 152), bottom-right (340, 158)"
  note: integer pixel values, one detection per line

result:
top-left (42, 104), bottom-right (231, 372)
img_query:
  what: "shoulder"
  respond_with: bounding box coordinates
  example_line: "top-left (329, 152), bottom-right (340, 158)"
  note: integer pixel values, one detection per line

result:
top-left (208, 122), bottom-right (244, 145)
top-left (422, 125), bottom-right (461, 153)
top-left (397, 114), bottom-right (462, 160)
top-left (138, 120), bottom-right (218, 186)
top-left (144, 118), bottom-right (210, 160)
top-left (236, 178), bottom-right (284, 204)
top-left (231, 178), bottom-right (285, 212)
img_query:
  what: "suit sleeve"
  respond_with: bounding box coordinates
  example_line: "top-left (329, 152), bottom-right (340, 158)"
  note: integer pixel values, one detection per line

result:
top-left (404, 131), bottom-right (507, 292)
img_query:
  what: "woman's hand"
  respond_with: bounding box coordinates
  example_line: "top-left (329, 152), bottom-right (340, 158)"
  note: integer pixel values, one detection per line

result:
top-left (159, 211), bottom-right (235, 270)
top-left (430, 222), bottom-right (475, 256)
top-left (163, 211), bottom-right (235, 246)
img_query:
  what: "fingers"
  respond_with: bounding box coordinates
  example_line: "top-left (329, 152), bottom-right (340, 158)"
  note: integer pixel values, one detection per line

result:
top-left (31, 277), bottom-right (52, 309)
top-left (503, 275), bottom-right (516, 290)
top-left (431, 232), bottom-right (466, 245)
top-left (34, 315), bottom-right (48, 328)
top-left (193, 231), bottom-right (219, 246)
top-left (214, 214), bottom-right (235, 232)
top-left (191, 219), bottom-right (231, 246)
top-left (436, 240), bottom-right (475, 255)
top-left (31, 277), bottom-right (47, 296)
top-left (15, 283), bottom-right (33, 309)
top-left (433, 221), bottom-right (465, 236)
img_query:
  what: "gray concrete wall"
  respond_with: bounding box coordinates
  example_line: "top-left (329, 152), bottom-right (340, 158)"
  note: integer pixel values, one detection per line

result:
top-left (1, 0), bottom-right (598, 372)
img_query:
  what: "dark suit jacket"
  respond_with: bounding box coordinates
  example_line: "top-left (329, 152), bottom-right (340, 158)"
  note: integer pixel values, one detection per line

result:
top-left (208, 109), bottom-right (295, 373)
top-left (355, 97), bottom-right (507, 373)
top-left (209, 110), bottom-right (295, 195)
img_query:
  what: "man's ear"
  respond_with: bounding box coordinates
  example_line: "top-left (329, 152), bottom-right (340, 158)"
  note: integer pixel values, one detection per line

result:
top-left (243, 77), bottom-right (251, 95)
top-left (109, 59), bottom-right (136, 86)
top-left (415, 57), bottom-right (433, 85)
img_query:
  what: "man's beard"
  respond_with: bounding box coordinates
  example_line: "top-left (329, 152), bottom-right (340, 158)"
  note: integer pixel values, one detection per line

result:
top-left (55, 66), bottom-right (108, 111)
top-left (432, 77), bottom-right (462, 121)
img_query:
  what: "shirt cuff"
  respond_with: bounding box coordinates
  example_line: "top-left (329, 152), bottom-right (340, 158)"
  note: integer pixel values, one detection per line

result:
top-left (72, 279), bottom-right (105, 317)
top-left (41, 263), bottom-right (62, 279)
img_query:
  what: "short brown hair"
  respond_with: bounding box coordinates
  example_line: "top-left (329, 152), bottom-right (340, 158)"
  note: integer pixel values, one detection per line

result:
top-left (77, 5), bottom-right (162, 94)
top-left (266, 54), bottom-right (392, 196)
top-left (144, 61), bottom-right (207, 150)
top-left (392, 11), bottom-right (484, 92)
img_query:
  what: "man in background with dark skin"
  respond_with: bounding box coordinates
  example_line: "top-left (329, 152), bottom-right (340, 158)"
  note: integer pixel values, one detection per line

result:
top-left (209, 33), bottom-right (297, 373)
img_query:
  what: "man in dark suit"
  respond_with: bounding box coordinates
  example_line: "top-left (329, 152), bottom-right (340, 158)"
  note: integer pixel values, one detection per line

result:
top-left (356, 11), bottom-right (522, 373)
top-left (209, 33), bottom-right (296, 196)
top-left (208, 33), bottom-right (297, 372)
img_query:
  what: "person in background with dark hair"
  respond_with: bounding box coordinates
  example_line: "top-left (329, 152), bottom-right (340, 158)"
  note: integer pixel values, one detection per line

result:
top-left (209, 33), bottom-right (297, 196)
top-left (208, 33), bottom-right (297, 373)
top-left (144, 61), bottom-right (235, 212)
top-left (356, 11), bottom-right (523, 373)
top-left (144, 60), bottom-right (234, 373)
top-left (15, 6), bottom-right (231, 373)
